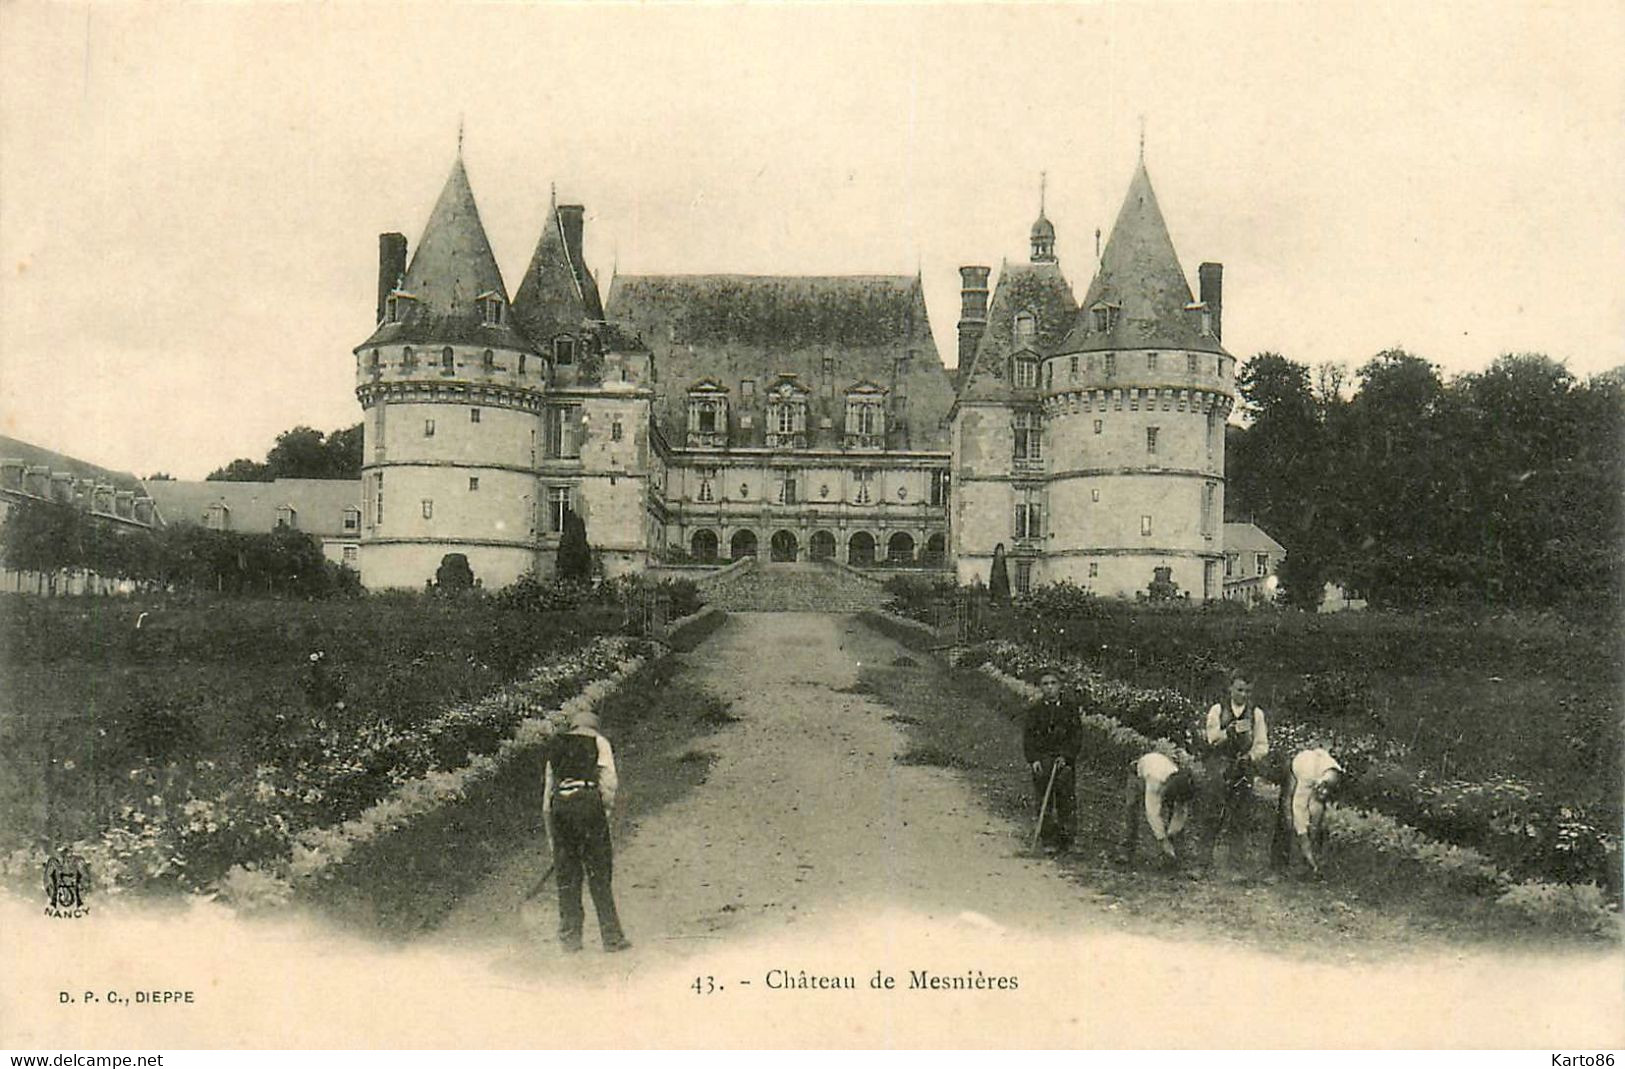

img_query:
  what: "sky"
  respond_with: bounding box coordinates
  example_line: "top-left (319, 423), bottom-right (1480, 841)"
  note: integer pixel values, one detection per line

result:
top-left (2, 1), bottom-right (1621, 479)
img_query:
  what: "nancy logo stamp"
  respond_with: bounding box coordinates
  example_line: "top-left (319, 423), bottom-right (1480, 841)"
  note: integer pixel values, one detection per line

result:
top-left (44, 851), bottom-right (90, 918)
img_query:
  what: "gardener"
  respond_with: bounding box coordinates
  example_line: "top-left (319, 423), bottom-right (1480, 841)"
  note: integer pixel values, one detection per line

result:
top-left (1201, 670), bottom-right (1270, 872)
top-left (542, 708), bottom-right (631, 953)
top-left (1021, 669), bottom-right (1082, 854)
top-left (1118, 750), bottom-right (1197, 867)
top-left (1271, 747), bottom-right (1344, 877)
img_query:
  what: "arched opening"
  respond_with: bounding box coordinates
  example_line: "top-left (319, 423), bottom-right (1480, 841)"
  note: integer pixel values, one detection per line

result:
top-left (730, 529), bottom-right (758, 560)
top-left (769, 530), bottom-right (798, 562)
top-left (809, 530), bottom-right (837, 561)
top-left (924, 533), bottom-right (946, 566)
top-left (848, 531), bottom-right (876, 566)
top-left (887, 532), bottom-right (915, 564)
top-left (690, 529), bottom-right (719, 563)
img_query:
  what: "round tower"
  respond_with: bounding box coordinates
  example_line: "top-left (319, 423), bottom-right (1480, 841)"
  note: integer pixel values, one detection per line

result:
top-left (1042, 161), bottom-right (1234, 602)
top-left (353, 154), bottom-right (546, 591)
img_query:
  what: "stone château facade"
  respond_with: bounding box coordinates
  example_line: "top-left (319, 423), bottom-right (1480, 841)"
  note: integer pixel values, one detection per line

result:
top-left (352, 149), bottom-right (1235, 600)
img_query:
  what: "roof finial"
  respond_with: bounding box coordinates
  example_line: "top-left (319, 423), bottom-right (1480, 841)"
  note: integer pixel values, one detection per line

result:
top-left (1138, 115), bottom-right (1146, 162)
top-left (1039, 170), bottom-right (1047, 215)
top-left (550, 181), bottom-right (557, 208)
top-left (457, 115), bottom-right (465, 156)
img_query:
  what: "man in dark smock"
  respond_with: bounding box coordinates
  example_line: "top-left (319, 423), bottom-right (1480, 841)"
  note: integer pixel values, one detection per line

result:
top-left (542, 709), bottom-right (630, 953)
top-left (1022, 670), bottom-right (1083, 854)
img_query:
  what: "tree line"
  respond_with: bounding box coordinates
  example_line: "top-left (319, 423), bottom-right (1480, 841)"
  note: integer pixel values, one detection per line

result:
top-left (1, 498), bottom-right (355, 597)
top-left (1226, 350), bottom-right (1623, 612)
top-left (207, 425), bottom-right (363, 482)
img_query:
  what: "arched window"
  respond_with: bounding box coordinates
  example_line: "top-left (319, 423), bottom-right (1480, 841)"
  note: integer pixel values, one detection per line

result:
top-left (482, 349), bottom-right (495, 371)
top-left (441, 347), bottom-right (454, 372)
top-left (690, 529), bottom-right (719, 563)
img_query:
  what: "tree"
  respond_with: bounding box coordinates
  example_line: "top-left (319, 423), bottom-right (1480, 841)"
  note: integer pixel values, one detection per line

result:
top-left (207, 423), bottom-right (364, 482)
top-left (1229, 352), bottom-right (1335, 607)
top-left (988, 543), bottom-right (1010, 605)
top-left (556, 510), bottom-right (591, 582)
top-left (206, 458), bottom-right (272, 482)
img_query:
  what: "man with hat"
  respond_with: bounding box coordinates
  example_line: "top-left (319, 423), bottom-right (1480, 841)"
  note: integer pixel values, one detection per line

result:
top-left (542, 708), bottom-right (631, 953)
top-left (1021, 668), bottom-right (1082, 854)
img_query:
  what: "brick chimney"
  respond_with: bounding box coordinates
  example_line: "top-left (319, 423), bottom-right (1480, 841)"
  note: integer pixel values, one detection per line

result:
top-left (1199, 262), bottom-right (1223, 342)
top-left (377, 233), bottom-right (407, 323)
top-left (957, 265), bottom-right (991, 372)
top-left (557, 204), bottom-right (586, 267)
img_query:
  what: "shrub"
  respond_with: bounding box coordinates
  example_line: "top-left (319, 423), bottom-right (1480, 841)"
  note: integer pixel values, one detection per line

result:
top-left (434, 553), bottom-right (475, 594)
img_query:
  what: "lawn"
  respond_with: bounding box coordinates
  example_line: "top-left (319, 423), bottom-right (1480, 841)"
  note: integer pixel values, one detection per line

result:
top-left (0, 593), bottom-right (624, 869)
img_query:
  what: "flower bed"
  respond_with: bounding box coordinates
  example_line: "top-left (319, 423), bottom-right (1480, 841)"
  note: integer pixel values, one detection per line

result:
top-left (966, 650), bottom-right (1618, 934)
top-left (1, 636), bottom-right (651, 900)
top-left (961, 640), bottom-right (1620, 895)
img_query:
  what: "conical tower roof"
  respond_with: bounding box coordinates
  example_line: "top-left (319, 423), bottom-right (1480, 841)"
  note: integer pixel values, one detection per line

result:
top-left (512, 198), bottom-right (604, 348)
top-left (1059, 161), bottom-right (1224, 355)
top-left (357, 155), bottom-right (534, 352)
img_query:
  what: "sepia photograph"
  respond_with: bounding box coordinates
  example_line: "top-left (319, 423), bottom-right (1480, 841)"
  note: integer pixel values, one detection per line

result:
top-left (1, 0), bottom-right (1621, 1053)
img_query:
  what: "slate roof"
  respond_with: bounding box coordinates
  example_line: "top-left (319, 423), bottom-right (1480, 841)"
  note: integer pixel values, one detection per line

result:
top-left (0, 435), bottom-right (148, 496)
top-left (143, 479), bottom-right (362, 538)
top-left (955, 260), bottom-right (1077, 403)
top-left (1222, 521), bottom-right (1285, 558)
top-left (1059, 161), bottom-right (1227, 356)
top-left (605, 274), bottom-right (954, 450)
top-left (512, 201), bottom-right (604, 348)
top-left (356, 156), bottom-right (534, 353)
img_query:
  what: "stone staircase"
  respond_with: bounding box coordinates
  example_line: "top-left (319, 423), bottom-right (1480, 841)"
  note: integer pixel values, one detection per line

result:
top-left (701, 560), bottom-right (891, 613)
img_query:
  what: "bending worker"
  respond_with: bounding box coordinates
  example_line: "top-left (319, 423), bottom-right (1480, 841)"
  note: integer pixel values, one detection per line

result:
top-left (1273, 747), bottom-right (1344, 877)
top-left (1119, 751), bottom-right (1197, 866)
top-left (1202, 670), bottom-right (1270, 870)
top-left (542, 708), bottom-right (631, 953)
top-left (1023, 669), bottom-right (1082, 854)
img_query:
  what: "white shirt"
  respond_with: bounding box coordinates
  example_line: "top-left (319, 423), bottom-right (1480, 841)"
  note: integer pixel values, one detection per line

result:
top-left (542, 728), bottom-right (619, 813)
top-left (1288, 747), bottom-right (1341, 836)
top-left (1204, 701), bottom-right (1270, 763)
top-left (1133, 752), bottom-right (1188, 842)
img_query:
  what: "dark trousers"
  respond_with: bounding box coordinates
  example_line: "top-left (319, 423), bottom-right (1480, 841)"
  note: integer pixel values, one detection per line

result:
top-left (1202, 757), bottom-right (1253, 864)
top-left (1030, 757), bottom-right (1076, 849)
top-left (552, 791), bottom-right (626, 949)
top-left (1271, 767), bottom-right (1295, 871)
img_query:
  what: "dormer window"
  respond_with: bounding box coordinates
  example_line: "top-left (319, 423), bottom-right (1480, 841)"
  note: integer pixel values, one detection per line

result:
top-left (844, 385), bottom-right (887, 449)
top-left (1013, 358), bottom-right (1039, 389)
top-left (765, 378), bottom-right (809, 449)
top-left (385, 291), bottom-right (416, 325)
top-left (441, 347), bottom-right (455, 373)
top-left (1091, 302), bottom-right (1121, 333)
top-left (1015, 311), bottom-right (1037, 346)
top-left (402, 347), bottom-right (416, 369)
top-left (482, 349), bottom-right (495, 371)
top-left (686, 380), bottom-right (730, 448)
top-left (477, 292), bottom-right (505, 326)
top-left (554, 335), bottom-right (575, 366)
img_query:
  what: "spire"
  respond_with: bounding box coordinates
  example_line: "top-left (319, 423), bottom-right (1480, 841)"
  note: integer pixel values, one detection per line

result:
top-left (1029, 170), bottom-right (1056, 264)
top-left (355, 154), bottom-right (532, 351)
top-left (1059, 158), bottom-right (1225, 355)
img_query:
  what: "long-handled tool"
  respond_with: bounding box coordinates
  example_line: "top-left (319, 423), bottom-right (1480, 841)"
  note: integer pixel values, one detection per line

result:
top-left (1030, 760), bottom-right (1061, 852)
top-left (522, 859), bottom-right (557, 902)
